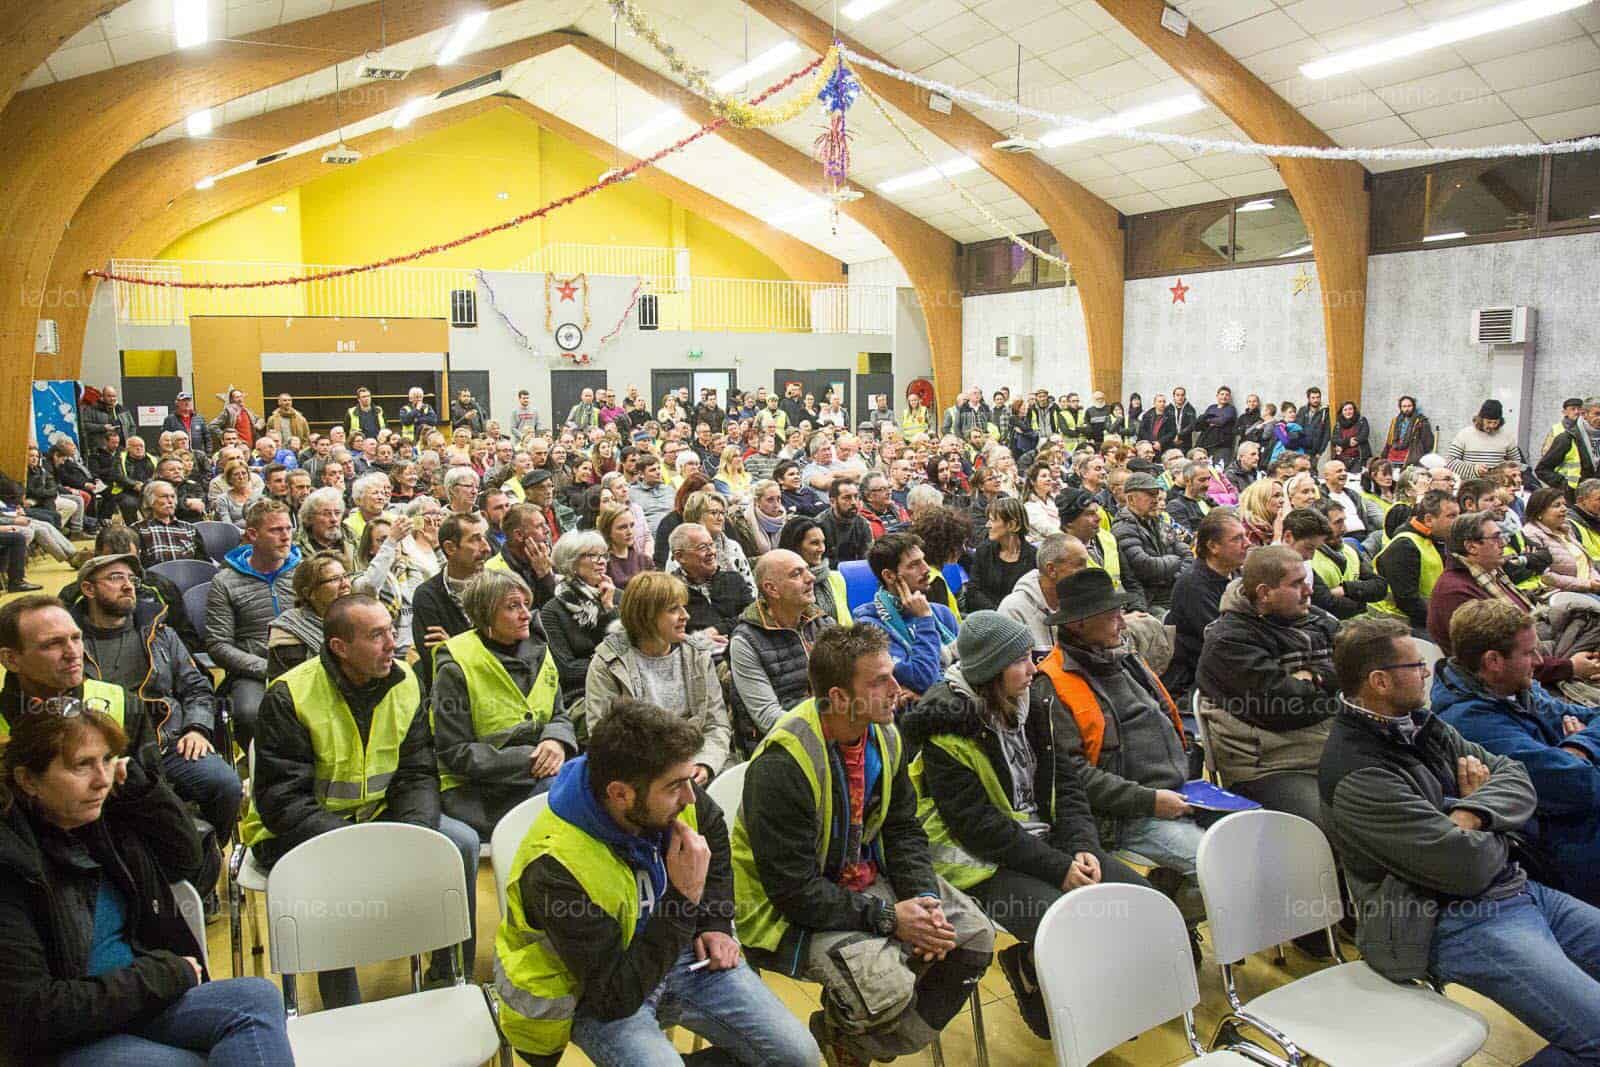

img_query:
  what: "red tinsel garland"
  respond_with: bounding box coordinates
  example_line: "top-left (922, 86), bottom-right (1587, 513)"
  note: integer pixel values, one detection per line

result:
top-left (90, 54), bottom-right (825, 291)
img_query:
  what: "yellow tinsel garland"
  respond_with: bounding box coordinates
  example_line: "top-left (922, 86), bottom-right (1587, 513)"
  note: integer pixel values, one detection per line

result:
top-left (609, 0), bottom-right (838, 129)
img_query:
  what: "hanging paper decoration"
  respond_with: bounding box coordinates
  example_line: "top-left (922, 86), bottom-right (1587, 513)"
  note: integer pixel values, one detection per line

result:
top-left (814, 50), bottom-right (860, 233)
top-left (544, 273), bottom-right (591, 335)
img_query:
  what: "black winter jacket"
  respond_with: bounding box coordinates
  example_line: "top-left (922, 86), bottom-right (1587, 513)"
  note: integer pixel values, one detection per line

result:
top-left (902, 680), bottom-right (1105, 889)
top-left (73, 597), bottom-right (217, 749)
top-left (0, 757), bottom-right (205, 1063)
top-left (539, 594), bottom-right (620, 709)
top-left (410, 570), bottom-right (473, 692)
top-left (1111, 506), bottom-right (1192, 610)
top-left (251, 648), bottom-right (439, 868)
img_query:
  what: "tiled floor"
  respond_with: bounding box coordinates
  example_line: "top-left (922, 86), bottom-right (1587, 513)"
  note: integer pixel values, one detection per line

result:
top-left (9, 556), bottom-right (1547, 1066)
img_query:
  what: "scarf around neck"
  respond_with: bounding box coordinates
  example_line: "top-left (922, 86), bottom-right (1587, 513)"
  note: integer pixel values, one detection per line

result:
top-left (555, 576), bottom-right (604, 629)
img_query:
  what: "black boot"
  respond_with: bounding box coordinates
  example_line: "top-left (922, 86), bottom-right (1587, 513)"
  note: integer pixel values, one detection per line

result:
top-left (997, 942), bottom-right (1051, 1039)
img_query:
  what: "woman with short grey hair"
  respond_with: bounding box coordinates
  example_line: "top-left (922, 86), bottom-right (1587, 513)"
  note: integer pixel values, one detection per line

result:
top-left (539, 529), bottom-right (620, 722)
top-left (295, 486), bottom-right (353, 566)
top-left (431, 568), bottom-right (576, 838)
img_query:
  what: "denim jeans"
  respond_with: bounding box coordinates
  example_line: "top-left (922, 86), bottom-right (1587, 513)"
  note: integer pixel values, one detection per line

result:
top-left (316, 812), bottom-right (482, 1009)
top-left (1431, 881), bottom-right (1600, 1067)
top-left (570, 948), bottom-right (818, 1067)
top-left (56, 976), bottom-right (292, 1067)
top-left (162, 748), bottom-right (244, 846)
top-left (1116, 814), bottom-right (1205, 876)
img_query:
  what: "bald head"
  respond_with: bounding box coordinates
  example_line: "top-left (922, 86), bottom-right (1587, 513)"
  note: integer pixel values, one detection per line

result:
top-left (755, 548), bottom-right (814, 613)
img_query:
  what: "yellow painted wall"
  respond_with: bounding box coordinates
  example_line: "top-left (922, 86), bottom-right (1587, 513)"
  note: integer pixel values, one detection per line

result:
top-left (157, 190), bottom-right (307, 316)
top-left (155, 106), bottom-right (790, 284)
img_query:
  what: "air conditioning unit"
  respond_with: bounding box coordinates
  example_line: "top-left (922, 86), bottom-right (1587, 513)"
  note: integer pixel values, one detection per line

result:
top-left (995, 334), bottom-right (1033, 362)
top-left (321, 143), bottom-right (363, 166)
top-left (1471, 305), bottom-right (1535, 345)
top-left (360, 65), bottom-right (410, 81)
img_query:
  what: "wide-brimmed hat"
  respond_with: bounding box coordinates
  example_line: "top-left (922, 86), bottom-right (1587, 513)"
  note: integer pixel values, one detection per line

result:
top-left (1044, 568), bottom-right (1128, 626)
top-left (77, 552), bottom-right (142, 586)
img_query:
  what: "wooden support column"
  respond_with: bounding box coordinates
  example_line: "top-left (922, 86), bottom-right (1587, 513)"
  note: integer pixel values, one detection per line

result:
top-left (564, 34), bottom-right (966, 415)
top-left (1096, 0), bottom-right (1370, 411)
top-left (0, 0), bottom-right (523, 476)
top-left (745, 0), bottom-right (1127, 401)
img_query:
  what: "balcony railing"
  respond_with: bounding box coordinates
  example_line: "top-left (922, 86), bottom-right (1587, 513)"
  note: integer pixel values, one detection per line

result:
top-left (108, 256), bottom-right (895, 336)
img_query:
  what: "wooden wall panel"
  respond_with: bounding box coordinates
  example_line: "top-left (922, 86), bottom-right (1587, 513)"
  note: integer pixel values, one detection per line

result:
top-left (1096, 0), bottom-right (1370, 411)
top-left (0, 0), bottom-right (523, 476)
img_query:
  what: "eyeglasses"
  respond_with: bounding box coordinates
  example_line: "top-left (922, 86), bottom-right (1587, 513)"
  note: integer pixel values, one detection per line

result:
top-left (578, 552), bottom-right (609, 562)
top-left (94, 571), bottom-right (137, 586)
top-left (316, 573), bottom-right (351, 587)
top-left (1376, 661), bottom-right (1431, 675)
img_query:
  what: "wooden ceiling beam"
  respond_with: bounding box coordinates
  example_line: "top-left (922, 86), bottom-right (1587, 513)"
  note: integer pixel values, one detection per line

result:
top-left (1096, 0), bottom-right (1370, 411)
top-left (0, 1), bottom-right (106, 114)
top-left (564, 32), bottom-right (966, 414)
top-left (0, 0), bottom-right (524, 475)
top-left (743, 0), bottom-right (1128, 400)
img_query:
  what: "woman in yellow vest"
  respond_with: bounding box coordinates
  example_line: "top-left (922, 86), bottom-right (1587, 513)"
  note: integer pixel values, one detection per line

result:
top-left (430, 569), bottom-right (575, 840)
top-left (903, 611), bottom-right (1152, 1039)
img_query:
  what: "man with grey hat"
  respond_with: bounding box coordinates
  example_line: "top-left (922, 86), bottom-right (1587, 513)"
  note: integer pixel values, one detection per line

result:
top-left (1036, 569), bottom-right (1204, 892)
top-left (1111, 471), bottom-right (1192, 617)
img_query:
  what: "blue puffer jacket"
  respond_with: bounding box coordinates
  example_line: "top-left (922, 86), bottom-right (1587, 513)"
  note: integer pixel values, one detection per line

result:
top-left (1432, 659), bottom-right (1600, 905)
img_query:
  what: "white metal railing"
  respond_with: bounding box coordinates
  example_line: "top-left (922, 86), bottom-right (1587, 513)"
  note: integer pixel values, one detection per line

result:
top-left (513, 243), bottom-right (688, 289)
top-left (108, 258), bottom-right (895, 335)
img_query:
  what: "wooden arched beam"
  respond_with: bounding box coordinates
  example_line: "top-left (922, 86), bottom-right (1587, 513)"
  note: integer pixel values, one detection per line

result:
top-left (46, 35), bottom-right (571, 376)
top-left (1096, 0), bottom-right (1369, 411)
top-left (562, 34), bottom-right (966, 415)
top-left (497, 98), bottom-right (843, 284)
top-left (744, 0), bottom-right (1127, 401)
top-left (0, 2), bottom-right (106, 113)
top-left (0, 0), bottom-right (524, 476)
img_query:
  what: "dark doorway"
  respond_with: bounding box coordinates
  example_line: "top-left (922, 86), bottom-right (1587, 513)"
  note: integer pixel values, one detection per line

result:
top-left (774, 369), bottom-right (851, 424)
top-left (651, 369), bottom-right (737, 419)
top-left (446, 369), bottom-right (491, 424)
top-left (856, 373), bottom-right (894, 429)
top-left (118, 375), bottom-right (183, 451)
top-left (550, 369), bottom-right (608, 429)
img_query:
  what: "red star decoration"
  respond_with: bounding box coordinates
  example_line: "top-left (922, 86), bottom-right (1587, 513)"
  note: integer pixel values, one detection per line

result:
top-left (556, 280), bottom-right (578, 302)
top-left (1169, 278), bottom-right (1189, 304)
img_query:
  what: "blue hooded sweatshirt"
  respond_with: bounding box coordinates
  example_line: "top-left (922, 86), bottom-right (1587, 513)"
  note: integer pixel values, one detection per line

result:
top-left (222, 542), bottom-right (301, 614)
top-left (1433, 659), bottom-right (1600, 904)
top-left (547, 756), bottom-right (670, 938)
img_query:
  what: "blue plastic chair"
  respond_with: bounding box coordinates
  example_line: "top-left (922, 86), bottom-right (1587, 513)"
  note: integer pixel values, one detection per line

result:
top-left (149, 558), bottom-right (218, 596)
top-left (839, 560), bottom-right (877, 612)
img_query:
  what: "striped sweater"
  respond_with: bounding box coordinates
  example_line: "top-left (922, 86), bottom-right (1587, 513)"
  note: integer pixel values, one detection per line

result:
top-left (1445, 424), bottom-right (1521, 478)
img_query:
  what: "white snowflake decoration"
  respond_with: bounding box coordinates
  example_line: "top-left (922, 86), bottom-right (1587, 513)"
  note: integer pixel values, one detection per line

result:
top-left (1219, 321), bottom-right (1247, 353)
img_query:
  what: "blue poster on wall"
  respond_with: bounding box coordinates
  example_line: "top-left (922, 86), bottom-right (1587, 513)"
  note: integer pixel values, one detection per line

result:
top-left (32, 380), bottom-right (81, 450)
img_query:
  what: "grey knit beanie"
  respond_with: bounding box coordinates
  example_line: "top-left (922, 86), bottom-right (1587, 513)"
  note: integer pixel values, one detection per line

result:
top-left (955, 610), bottom-right (1036, 686)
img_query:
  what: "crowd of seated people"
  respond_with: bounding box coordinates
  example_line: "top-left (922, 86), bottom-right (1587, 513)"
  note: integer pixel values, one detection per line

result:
top-left (12, 379), bottom-right (1600, 1064)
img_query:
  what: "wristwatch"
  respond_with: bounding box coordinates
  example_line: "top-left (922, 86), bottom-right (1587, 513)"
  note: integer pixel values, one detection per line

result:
top-left (872, 900), bottom-right (897, 937)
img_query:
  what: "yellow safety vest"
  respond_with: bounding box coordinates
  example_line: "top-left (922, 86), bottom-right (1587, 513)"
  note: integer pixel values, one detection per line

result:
top-left (239, 658), bottom-right (421, 847)
top-left (1089, 528), bottom-right (1124, 590)
top-left (1310, 543), bottom-right (1361, 592)
top-left (346, 405), bottom-right (386, 434)
top-left (824, 570), bottom-right (851, 628)
top-left (910, 731), bottom-right (1054, 890)
top-left (0, 679), bottom-right (125, 739)
top-left (1573, 516), bottom-right (1600, 564)
top-left (431, 631), bottom-right (560, 792)
top-left (1504, 529), bottom-right (1545, 593)
top-left (1554, 430), bottom-right (1583, 490)
top-left (496, 801), bottom-right (699, 1057)
top-left (1374, 531), bottom-right (1443, 618)
top-left (730, 700), bottom-right (902, 952)
top-left (1059, 409), bottom-right (1088, 443)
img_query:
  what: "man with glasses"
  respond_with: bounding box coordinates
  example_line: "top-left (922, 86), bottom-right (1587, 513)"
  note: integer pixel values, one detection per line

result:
top-left (73, 553), bottom-right (239, 886)
top-left (667, 522), bottom-right (752, 650)
top-left (1323, 615), bottom-right (1600, 1061)
top-left (1427, 511), bottom-right (1600, 687)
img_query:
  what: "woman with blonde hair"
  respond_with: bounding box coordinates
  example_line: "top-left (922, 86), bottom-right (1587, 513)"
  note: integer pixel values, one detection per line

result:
top-left (1237, 477), bottom-right (1286, 546)
top-left (584, 571), bottom-right (732, 779)
top-left (598, 502), bottom-right (653, 588)
top-left (731, 478), bottom-right (787, 558)
top-left (599, 470), bottom-right (650, 556)
top-left (212, 459), bottom-right (258, 526)
top-left (268, 549), bottom-right (351, 677)
top-left (713, 444), bottom-right (752, 505)
top-left (684, 488), bottom-right (756, 597)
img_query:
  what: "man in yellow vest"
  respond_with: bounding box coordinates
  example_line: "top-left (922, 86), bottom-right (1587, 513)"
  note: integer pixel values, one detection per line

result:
top-left (1572, 478), bottom-right (1600, 564)
top-left (429, 570), bottom-right (575, 840)
top-left (1536, 397), bottom-right (1600, 495)
top-left (731, 625), bottom-right (995, 1065)
top-left (495, 697), bottom-right (817, 1066)
top-left (240, 593), bottom-right (480, 1008)
top-left (0, 594), bottom-right (154, 773)
top-left (1310, 499), bottom-right (1390, 617)
top-left (1375, 490), bottom-right (1460, 634)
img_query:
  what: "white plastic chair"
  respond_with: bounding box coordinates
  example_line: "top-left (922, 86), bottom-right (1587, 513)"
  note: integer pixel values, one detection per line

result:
top-left (1034, 883), bottom-right (1277, 1067)
top-left (170, 880), bottom-right (209, 973)
top-left (266, 822), bottom-right (506, 1067)
top-left (1196, 810), bottom-right (1487, 1066)
top-left (705, 760), bottom-right (749, 841)
top-left (490, 793), bottom-right (549, 914)
top-left (1192, 690), bottom-right (1227, 787)
top-left (1415, 637), bottom-right (1446, 669)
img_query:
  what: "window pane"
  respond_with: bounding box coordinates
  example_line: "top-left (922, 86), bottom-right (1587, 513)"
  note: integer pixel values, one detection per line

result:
top-left (1231, 195), bottom-right (1310, 262)
top-left (1372, 170), bottom-right (1429, 248)
top-left (1426, 157), bottom-right (1540, 237)
top-left (1549, 147), bottom-right (1600, 225)
top-left (1128, 204), bottom-right (1231, 275)
top-left (1033, 231), bottom-right (1068, 286)
top-left (967, 239), bottom-right (1032, 291)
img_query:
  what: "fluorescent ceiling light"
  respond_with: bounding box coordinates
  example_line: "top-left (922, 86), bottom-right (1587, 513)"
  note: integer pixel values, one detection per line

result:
top-left (436, 11), bottom-right (489, 65)
top-left (878, 156), bottom-right (979, 193)
top-left (185, 109), bottom-right (213, 137)
top-left (392, 97), bottom-right (429, 129)
top-left (712, 41), bottom-right (802, 91)
top-left (174, 0), bottom-right (208, 49)
top-left (621, 109), bottom-right (686, 149)
top-left (842, 0), bottom-right (900, 19)
top-left (194, 176), bottom-right (216, 190)
top-left (1423, 230), bottom-right (1468, 241)
top-left (1237, 198), bottom-right (1276, 212)
top-left (1040, 93), bottom-right (1205, 148)
top-left (1278, 243), bottom-right (1312, 257)
top-left (1300, 0), bottom-right (1589, 79)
